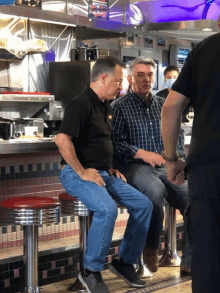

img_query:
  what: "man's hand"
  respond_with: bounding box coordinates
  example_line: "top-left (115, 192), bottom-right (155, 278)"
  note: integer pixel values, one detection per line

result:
top-left (135, 149), bottom-right (166, 167)
top-left (80, 168), bottom-right (106, 187)
top-left (166, 159), bottom-right (186, 185)
top-left (108, 168), bottom-right (127, 182)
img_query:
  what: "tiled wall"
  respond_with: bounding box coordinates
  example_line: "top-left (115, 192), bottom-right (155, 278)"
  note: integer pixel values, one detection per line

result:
top-left (0, 151), bottom-right (132, 250)
top-left (0, 151), bottom-right (65, 249)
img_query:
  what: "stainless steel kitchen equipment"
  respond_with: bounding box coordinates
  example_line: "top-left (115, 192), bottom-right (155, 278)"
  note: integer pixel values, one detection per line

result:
top-left (0, 118), bottom-right (11, 140)
top-left (0, 93), bottom-right (55, 138)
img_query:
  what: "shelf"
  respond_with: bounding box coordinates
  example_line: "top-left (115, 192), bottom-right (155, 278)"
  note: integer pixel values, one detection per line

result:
top-left (0, 48), bottom-right (48, 62)
top-left (0, 94), bottom-right (55, 102)
top-left (0, 5), bottom-right (137, 34)
top-left (0, 48), bottom-right (24, 62)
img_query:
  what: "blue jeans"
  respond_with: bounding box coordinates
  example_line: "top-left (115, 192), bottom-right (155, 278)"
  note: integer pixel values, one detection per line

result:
top-left (188, 163), bottom-right (220, 293)
top-left (117, 163), bottom-right (192, 268)
top-left (60, 165), bottom-right (153, 272)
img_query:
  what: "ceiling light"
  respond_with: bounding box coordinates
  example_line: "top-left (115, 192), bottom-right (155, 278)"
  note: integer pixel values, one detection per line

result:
top-left (202, 28), bottom-right (212, 32)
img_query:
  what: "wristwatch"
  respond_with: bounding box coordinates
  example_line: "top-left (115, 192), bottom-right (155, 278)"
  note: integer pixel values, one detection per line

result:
top-left (162, 152), bottom-right (179, 162)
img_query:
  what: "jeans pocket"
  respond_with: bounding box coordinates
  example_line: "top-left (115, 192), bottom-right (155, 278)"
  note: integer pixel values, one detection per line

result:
top-left (60, 165), bottom-right (80, 185)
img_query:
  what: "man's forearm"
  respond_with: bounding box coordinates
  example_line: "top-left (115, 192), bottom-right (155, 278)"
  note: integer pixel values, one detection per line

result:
top-left (161, 91), bottom-right (189, 157)
top-left (56, 134), bottom-right (85, 175)
top-left (161, 106), bottom-right (181, 157)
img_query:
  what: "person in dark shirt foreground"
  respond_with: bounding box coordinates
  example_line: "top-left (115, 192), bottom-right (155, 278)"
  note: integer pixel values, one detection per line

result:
top-left (162, 32), bottom-right (220, 293)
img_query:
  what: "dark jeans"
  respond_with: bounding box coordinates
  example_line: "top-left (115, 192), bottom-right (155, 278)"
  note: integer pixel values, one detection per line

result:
top-left (187, 163), bottom-right (220, 293)
top-left (118, 163), bottom-right (192, 268)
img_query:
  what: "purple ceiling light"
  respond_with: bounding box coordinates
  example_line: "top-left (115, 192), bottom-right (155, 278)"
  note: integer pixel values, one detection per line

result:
top-left (110, 3), bottom-right (144, 25)
top-left (136, 0), bottom-right (220, 23)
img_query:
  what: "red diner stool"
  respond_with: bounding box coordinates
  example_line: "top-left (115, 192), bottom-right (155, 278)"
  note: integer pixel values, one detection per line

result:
top-left (59, 193), bottom-right (90, 292)
top-left (0, 196), bottom-right (60, 293)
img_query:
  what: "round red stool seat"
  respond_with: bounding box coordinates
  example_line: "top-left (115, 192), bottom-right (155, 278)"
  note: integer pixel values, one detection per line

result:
top-left (0, 196), bottom-right (60, 209)
top-left (0, 196), bottom-right (60, 225)
top-left (59, 193), bottom-right (89, 216)
top-left (59, 192), bottom-right (76, 202)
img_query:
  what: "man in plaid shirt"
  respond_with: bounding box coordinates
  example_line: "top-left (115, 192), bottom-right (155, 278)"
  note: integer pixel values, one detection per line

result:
top-left (111, 57), bottom-right (192, 276)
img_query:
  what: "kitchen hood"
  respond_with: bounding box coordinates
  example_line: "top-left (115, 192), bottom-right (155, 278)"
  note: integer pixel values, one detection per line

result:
top-left (143, 19), bottom-right (219, 42)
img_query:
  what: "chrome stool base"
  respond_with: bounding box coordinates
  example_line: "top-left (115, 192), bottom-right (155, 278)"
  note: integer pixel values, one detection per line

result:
top-left (68, 278), bottom-right (87, 292)
top-left (23, 286), bottom-right (41, 293)
top-left (135, 255), bottom-right (153, 278)
top-left (159, 204), bottom-right (181, 268)
top-left (159, 250), bottom-right (181, 267)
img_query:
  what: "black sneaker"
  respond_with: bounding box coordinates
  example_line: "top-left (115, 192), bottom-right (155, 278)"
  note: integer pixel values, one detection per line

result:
top-left (78, 270), bottom-right (110, 293)
top-left (108, 258), bottom-right (146, 288)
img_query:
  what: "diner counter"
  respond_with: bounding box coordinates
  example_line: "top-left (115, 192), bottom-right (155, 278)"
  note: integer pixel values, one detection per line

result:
top-left (0, 138), bottom-right (57, 154)
top-left (0, 136), bottom-right (192, 155)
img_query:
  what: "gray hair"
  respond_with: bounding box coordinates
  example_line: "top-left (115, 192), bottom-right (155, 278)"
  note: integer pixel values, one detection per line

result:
top-left (128, 56), bottom-right (156, 75)
top-left (91, 56), bottom-right (125, 82)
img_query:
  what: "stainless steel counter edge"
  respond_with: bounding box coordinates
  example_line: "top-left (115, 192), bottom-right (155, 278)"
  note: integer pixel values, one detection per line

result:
top-left (0, 140), bottom-right (57, 154)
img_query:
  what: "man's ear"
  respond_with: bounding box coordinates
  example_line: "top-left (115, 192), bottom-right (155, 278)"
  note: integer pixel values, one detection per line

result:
top-left (100, 73), bottom-right (108, 85)
top-left (127, 75), bottom-right (132, 86)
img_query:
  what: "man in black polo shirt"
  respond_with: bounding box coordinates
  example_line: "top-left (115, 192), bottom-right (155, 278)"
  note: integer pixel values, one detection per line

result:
top-left (56, 57), bottom-right (153, 293)
top-left (161, 33), bottom-right (220, 293)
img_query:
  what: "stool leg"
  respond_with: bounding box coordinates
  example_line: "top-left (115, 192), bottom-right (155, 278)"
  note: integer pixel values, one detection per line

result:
top-left (135, 253), bottom-right (154, 278)
top-left (159, 204), bottom-right (181, 267)
top-left (68, 215), bottom-right (90, 292)
top-left (23, 225), bottom-right (41, 293)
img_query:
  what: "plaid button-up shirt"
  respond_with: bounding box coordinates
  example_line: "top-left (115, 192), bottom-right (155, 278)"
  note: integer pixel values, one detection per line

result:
top-left (111, 90), bottom-right (185, 167)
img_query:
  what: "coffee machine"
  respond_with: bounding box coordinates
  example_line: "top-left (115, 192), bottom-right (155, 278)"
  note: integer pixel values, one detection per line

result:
top-left (71, 44), bottom-right (100, 61)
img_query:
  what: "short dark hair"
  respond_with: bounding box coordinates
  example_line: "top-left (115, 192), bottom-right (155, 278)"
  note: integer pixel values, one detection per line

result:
top-left (91, 56), bottom-right (125, 82)
top-left (164, 65), bottom-right (179, 77)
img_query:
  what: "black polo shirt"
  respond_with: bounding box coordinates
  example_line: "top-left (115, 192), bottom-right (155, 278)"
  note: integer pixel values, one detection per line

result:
top-left (172, 32), bottom-right (220, 167)
top-left (59, 87), bottom-right (113, 170)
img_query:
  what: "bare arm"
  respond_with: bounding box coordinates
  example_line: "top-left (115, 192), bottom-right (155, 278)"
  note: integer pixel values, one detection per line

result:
top-left (56, 133), bottom-right (105, 186)
top-left (56, 133), bottom-right (84, 175)
top-left (161, 90), bottom-right (190, 184)
top-left (162, 90), bottom-right (190, 157)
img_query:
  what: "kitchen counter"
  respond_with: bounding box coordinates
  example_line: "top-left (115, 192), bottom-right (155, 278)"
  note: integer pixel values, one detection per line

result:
top-left (0, 138), bottom-right (57, 154)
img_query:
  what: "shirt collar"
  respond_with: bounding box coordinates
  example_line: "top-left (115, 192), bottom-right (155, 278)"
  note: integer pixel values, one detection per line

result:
top-left (130, 89), bottom-right (154, 106)
top-left (86, 86), bottom-right (110, 111)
